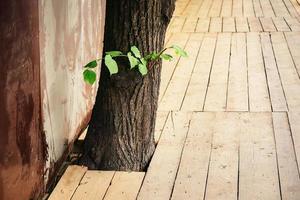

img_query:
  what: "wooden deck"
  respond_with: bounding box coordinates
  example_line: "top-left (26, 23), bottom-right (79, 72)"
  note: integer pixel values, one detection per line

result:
top-left (49, 0), bottom-right (300, 199)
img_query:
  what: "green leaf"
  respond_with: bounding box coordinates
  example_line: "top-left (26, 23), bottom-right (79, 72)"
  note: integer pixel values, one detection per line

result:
top-left (131, 46), bottom-right (141, 58)
top-left (145, 52), bottom-right (159, 61)
top-left (84, 60), bottom-right (97, 68)
top-left (171, 45), bottom-right (188, 57)
top-left (160, 53), bottom-right (173, 61)
top-left (106, 51), bottom-right (123, 57)
top-left (104, 55), bottom-right (118, 75)
top-left (138, 63), bottom-right (148, 76)
top-left (83, 69), bottom-right (96, 85)
top-left (128, 52), bottom-right (139, 69)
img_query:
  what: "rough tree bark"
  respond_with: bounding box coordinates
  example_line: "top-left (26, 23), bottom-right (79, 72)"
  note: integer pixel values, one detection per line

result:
top-left (80, 0), bottom-right (176, 171)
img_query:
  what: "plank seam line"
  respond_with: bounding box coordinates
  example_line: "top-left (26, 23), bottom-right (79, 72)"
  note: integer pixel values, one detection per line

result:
top-left (169, 116), bottom-right (192, 200)
top-left (202, 32), bottom-right (219, 111)
top-left (270, 113), bottom-right (284, 200)
top-left (286, 113), bottom-right (300, 179)
top-left (69, 168), bottom-right (88, 200)
top-left (179, 33), bottom-right (205, 110)
top-left (225, 32), bottom-right (233, 111)
top-left (100, 171), bottom-right (117, 200)
top-left (268, 33), bottom-right (290, 111)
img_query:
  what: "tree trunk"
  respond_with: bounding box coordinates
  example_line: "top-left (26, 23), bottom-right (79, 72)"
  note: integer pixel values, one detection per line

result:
top-left (80, 0), bottom-right (175, 171)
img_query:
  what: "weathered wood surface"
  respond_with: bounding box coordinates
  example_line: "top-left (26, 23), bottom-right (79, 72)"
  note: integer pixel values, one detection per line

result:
top-left (51, 0), bottom-right (300, 199)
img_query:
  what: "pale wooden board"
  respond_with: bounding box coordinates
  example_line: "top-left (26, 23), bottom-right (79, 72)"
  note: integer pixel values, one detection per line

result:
top-left (159, 33), bottom-right (189, 102)
top-left (287, 112), bottom-right (300, 173)
top-left (208, 0), bottom-right (223, 17)
top-left (204, 112), bottom-right (239, 200)
top-left (71, 171), bottom-right (115, 200)
top-left (223, 17), bottom-right (236, 32)
top-left (260, 0), bottom-right (276, 17)
top-left (227, 33), bottom-right (248, 111)
top-left (103, 172), bottom-right (144, 200)
top-left (232, 0), bottom-right (243, 17)
top-left (182, 17), bottom-right (198, 32)
top-left (239, 113), bottom-right (281, 200)
top-left (244, 0), bottom-right (255, 17)
top-left (168, 17), bottom-right (186, 33)
top-left (196, 18), bottom-right (210, 32)
top-left (272, 17), bottom-right (291, 31)
top-left (272, 112), bottom-right (300, 200)
top-left (204, 33), bottom-right (231, 111)
top-left (49, 165), bottom-right (87, 200)
top-left (261, 33), bottom-right (288, 111)
top-left (271, 32), bottom-right (300, 110)
top-left (248, 17), bottom-right (263, 32)
top-left (182, 0), bottom-right (204, 17)
top-left (247, 32), bottom-right (271, 111)
top-left (154, 111), bottom-right (169, 143)
top-left (197, 0), bottom-right (213, 18)
top-left (235, 17), bottom-right (250, 32)
top-left (171, 112), bottom-right (215, 200)
top-left (159, 33), bottom-right (203, 111)
top-left (221, 0), bottom-right (233, 17)
top-left (173, 0), bottom-right (189, 16)
top-left (209, 18), bottom-right (222, 32)
top-left (285, 32), bottom-right (300, 77)
top-left (260, 17), bottom-right (277, 31)
top-left (284, 16), bottom-right (300, 32)
top-left (282, 0), bottom-right (300, 17)
top-left (137, 112), bottom-right (191, 200)
top-left (270, 0), bottom-right (291, 17)
top-left (289, 0), bottom-right (300, 15)
top-left (253, 0), bottom-right (264, 17)
top-left (181, 33), bottom-right (217, 111)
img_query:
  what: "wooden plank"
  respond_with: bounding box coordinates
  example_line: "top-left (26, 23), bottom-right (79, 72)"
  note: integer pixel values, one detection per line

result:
top-left (227, 33), bottom-right (248, 111)
top-left (284, 16), bottom-right (300, 31)
top-left (260, 33), bottom-right (288, 111)
top-left (244, 0), bottom-right (255, 17)
top-left (154, 111), bottom-right (169, 143)
top-left (288, 112), bottom-right (300, 173)
top-left (196, 18), bottom-right (210, 32)
top-left (204, 33), bottom-right (231, 111)
top-left (71, 171), bottom-right (115, 200)
top-left (272, 112), bottom-right (300, 200)
top-left (209, 17), bottom-right (222, 32)
top-left (49, 165), bottom-right (87, 200)
top-left (159, 34), bottom-right (203, 111)
top-left (269, 0), bottom-right (290, 17)
top-left (285, 32), bottom-right (300, 77)
top-left (232, 0), bottom-right (243, 17)
top-left (104, 172), bottom-right (144, 200)
top-left (260, 0), bottom-right (276, 17)
top-left (204, 112), bottom-right (239, 200)
top-left (223, 17), bottom-right (236, 32)
top-left (159, 33), bottom-right (189, 102)
top-left (137, 112), bottom-right (191, 200)
top-left (198, 0), bottom-right (213, 18)
top-left (272, 17), bottom-right (291, 31)
top-left (182, 0), bottom-right (204, 17)
top-left (239, 113), bottom-right (281, 200)
top-left (181, 33), bottom-right (217, 111)
top-left (248, 17), bottom-right (263, 32)
top-left (174, 0), bottom-right (190, 16)
top-left (171, 112), bottom-right (215, 200)
top-left (271, 32), bottom-right (300, 110)
top-left (221, 0), bottom-right (233, 17)
top-left (282, 0), bottom-right (299, 17)
top-left (247, 32), bottom-right (271, 111)
top-left (182, 17), bottom-right (198, 32)
top-left (208, 0), bottom-right (224, 17)
top-left (168, 17), bottom-right (186, 33)
top-left (260, 17), bottom-right (277, 32)
top-left (253, 0), bottom-right (264, 17)
top-left (235, 17), bottom-right (250, 32)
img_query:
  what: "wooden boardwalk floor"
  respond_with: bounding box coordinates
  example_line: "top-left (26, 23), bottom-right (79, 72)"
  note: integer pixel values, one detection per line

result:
top-left (49, 0), bottom-right (300, 199)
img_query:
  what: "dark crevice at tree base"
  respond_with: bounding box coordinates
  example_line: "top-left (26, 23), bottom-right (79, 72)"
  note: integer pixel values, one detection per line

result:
top-left (79, 0), bottom-right (176, 171)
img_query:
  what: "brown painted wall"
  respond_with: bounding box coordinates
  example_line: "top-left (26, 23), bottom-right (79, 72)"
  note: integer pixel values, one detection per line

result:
top-left (0, 1), bottom-right (46, 200)
top-left (0, 0), bottom-right (106, 199)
